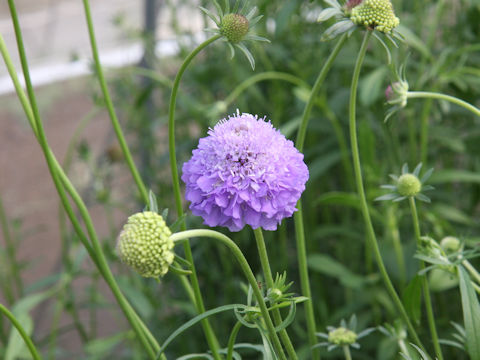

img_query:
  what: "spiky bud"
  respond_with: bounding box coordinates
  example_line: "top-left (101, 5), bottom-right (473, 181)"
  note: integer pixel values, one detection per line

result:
top-left (116, 212), bottom-right (174, 278)
top-left (328, 327), bottom-right (358, 345)
top-left (397, 173), bottom-right (421, 197)
top-left (350, 0), bottom-right (399, 33)
top-left (220, 14), bottom-right (249, 43)
top-left (386, 80), bottom-right (409, 107)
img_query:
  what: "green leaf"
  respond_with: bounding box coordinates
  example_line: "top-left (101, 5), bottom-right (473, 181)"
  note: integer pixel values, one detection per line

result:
top-left (307, 254), bottom-right (367, 289)
top-left (156, 304), bottom-right (246, 359)
top-left (5, 313), bottom-right (33, 360)
top-left (85, 331), bottom-right (131, 358)
top-left (360, 66), bottom-right (387, 106)
top-left (430, 170), bottom-right (480, 184)
top-left (458, 265), bottom-right (480, 360)
top-left (117, 276), bottom-right (154, 319)
top-left (402, 275), bottom-right (422, 325)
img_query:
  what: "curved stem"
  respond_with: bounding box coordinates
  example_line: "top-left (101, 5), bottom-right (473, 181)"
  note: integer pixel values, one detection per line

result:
top-left (408, 198), bottom-right (443, 360)
top-left (5, 4), bottom-right (159, 358)
top-left (224, 71), bottom-right (309, 108)
top-left (226, 321), bottom-right (242, 360)
top-left (348, 30), bottom-right (424, 350)
top-left (82, 0), bottom-right (148, 202)
top-left (253, 228), bottom-right (298, 359)
top-left (0, 303), bottom-right (42, 360)
top-left (168, 33), bottom-right (223, 360)
top-left (171, 229), bottom-right (287, 360)
top-left (292, 33), bottom-right (348, 360)
top-left (407, 91), bottom-right (480, 118)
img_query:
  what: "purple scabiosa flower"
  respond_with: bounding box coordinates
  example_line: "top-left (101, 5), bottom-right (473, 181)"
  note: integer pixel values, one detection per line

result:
top-left (181, 111), bottom-right (309, 232)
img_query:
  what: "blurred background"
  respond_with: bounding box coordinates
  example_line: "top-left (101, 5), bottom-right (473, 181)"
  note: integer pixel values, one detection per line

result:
top-left (1, 0), bottom-right (480, 358)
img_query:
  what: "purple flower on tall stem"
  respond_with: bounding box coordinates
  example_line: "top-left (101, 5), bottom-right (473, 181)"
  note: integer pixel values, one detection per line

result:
top-left (181, 111), bottom-right (309, 232)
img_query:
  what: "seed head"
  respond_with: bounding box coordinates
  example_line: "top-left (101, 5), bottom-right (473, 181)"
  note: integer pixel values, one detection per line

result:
top-left (328, 327), bottom-right (358, 345)
top-left (220, 14), bottom-right (249, 43)
top-left (116, 212), bottom-right (174, 278)
top-left (350, 0), bottom-right (399, 33)
top-left (397, 173), bottom-right (421, 197)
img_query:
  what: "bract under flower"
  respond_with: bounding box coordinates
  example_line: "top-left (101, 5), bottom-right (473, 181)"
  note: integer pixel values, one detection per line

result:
top-left (181, 111), bottom-right (309, 232)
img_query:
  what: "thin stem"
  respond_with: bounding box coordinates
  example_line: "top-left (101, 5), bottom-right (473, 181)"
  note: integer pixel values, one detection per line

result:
top-left (348, 30), bottom-right (424, 350)
top-left (223, 71), bottom-right (308, 108)
top-left (167, 33), bottom-right (223, 360)
top-left (295, 33), bottom-right (348, 150)
top-left (226, 321), bottom-right (242, 360)
top-left (463, 260), bottom-right (480, 285)
top-left (0, 196), bottom-right (23, 302)
top-left (407, 91), bottom-right (480, 118)
top-left (292, 33), bottom-right (348, 360)
top-left (5, 4), bottom-right (159, 358)
top-left (342, 345), bottom-right (352, 360)
top-left (170, 229), bottom-right (287, 360)
top-left (82, 0), bottom-right (148, 203)
top-left (0, 303), bottom-right (42, 360)
top-left (408, 197), bottom-right (443, 360)
top-left (253, 228), bottom-right (298, 360)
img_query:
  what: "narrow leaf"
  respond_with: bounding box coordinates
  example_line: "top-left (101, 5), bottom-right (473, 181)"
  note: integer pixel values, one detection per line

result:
top-left (458, 265), bottom-right (480, 360)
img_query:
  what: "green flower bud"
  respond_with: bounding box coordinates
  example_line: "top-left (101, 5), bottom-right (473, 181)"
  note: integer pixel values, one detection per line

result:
top-left (220, 14), bottom-right (249, 43)
top-left (350, 0), bottom-right (400, 33)
top-left (397, 173), bottom-right (421, 197)
top-left (268, 288), bottom-right (283, 302)
top-left (386, 80), bottom-right (409, 107)
top-left (440, 236), bottom-right (461, 254)
top-left (116, 211), bottom-right (174, 278)
top-left (328, 327), bottom-right (358, 345)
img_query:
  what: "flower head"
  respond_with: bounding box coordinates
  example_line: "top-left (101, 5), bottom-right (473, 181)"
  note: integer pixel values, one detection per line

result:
top-left (315, 315), bottom-right (376, 352)
top-left (181, 111), bottom-right (309, 232)
top-left (116, 212), bottom-right (174, 278)
top-left (200, 1), bottom-right (269, 69)
top-left (350, 0), bottom-right (399, 34)
top-left (375, 163), bottom-right (434, 203)
top-left (385, 63), bottom-right (409, 122)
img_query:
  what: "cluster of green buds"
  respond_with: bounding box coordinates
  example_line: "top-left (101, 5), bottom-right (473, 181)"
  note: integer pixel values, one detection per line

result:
top-left (116, 211), bottom-right (174, 278)
top-left (318, 0), bottom-right (401, 41)
top-left (350, 0), bottom-right (399, 34)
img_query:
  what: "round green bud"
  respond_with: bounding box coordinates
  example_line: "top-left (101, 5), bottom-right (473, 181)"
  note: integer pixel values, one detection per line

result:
top-left (328, 327), bottom-right (358, 345)
top-left (440, 236), bottom-right (461, 254)
top-left (350, 0), bottom-right (400, 33)
top-left (220, 14), bottom-right (249, 43)
top-left (268, 288), bottom-right (283, 302)
top-left (116, 211), bottom-right (174, 278)
top-left (397, 173), bottom-right (421, 197)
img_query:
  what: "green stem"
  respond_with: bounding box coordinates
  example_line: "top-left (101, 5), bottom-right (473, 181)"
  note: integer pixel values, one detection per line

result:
top-left (253, 228), bottom-right (298, 360)
top-left (295, 33), bottom-right (348, 150)
top-left (0, 303), bottom-right (42, 360)
top-left (226, 321), bottom-right (242, 360)
top-left (0, 196), bottom-right (23, 302)
top-left (223, 71), bottom-right (308, 108)
top-left (168, 33), bottom-right (223, 360)
top-left (342, 345), bottom-right (352, 360)
top-left (5, 4), bottom-right (159, 358)
top-left (348, 30), bottom-right (424, 350)
top-left (82, 0), bottom-right (148, 203)
top-left (463, 260), bottom-right (480, 285)
top-left (407, 91), bottom-right (480, 118)
top-left (292, 32), bottom-right (348, 360)
top-left (170, 229), bottom-right (287, 360)
top-left (408, 197), bottom-right (443, 360)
